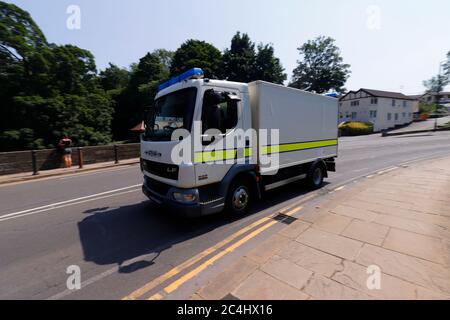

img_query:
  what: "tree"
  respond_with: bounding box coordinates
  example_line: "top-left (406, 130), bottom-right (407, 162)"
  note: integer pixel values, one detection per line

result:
top-left (0, 1), bottom-right (114, 151)
top-left (253, 43), bottom-right (286, 84)
top-left (170, 39), bottom-right (222, 78)
top-left (220, 32), bottom-right (256, 82)
top-left (0, 1), bottom-right (48, 61)
top-left (423, 52), bottom-right (450, 105)
top-left (99, 63), bottom-right (130, 91)
top-left (110, 51), bottom-right (167, 140)
top-left (153, 48), bottom-right (174, 77)
top-left (443, 51), bottom-right (450, 78)
top-left (290, 36), bottom-right (351, 94)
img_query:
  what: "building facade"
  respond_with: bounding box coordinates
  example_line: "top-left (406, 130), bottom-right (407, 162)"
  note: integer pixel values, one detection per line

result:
top-left (339, 89), bottom-right (415, 132)
top-left (420, 92), bottom-right (450, 105)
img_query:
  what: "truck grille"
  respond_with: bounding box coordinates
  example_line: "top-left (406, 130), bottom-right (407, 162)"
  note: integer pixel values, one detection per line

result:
top-left (144, 176), bottom-right (172, 196)
top-left (142, 159), bottom-right (179, 180)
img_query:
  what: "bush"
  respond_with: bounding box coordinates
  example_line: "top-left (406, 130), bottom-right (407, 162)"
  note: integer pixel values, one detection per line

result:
top-left (339, 121), bottom-right (374, 136)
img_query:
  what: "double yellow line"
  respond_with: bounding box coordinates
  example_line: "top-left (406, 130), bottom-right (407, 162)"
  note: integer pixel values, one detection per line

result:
top-left (122, 204), bottom-right (303, 300)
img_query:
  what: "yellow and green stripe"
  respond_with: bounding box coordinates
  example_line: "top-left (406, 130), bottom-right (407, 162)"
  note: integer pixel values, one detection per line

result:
top-left (261, 139), bottom-right (338, 155)
top-left (194, 147), bottom-right (252, 163)
top-left (193, 139), bottom-right (337, 163)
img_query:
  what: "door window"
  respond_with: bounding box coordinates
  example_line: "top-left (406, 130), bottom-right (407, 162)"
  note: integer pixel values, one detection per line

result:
top-left (201, 89), bottom-right (239, 134)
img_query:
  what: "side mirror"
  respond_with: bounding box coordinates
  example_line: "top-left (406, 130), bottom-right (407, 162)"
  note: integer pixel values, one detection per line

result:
top-left (224, 92), bottom-right (241, 102)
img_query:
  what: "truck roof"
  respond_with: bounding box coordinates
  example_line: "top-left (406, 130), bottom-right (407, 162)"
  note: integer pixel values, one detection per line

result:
top-left (155, 79), bottom-right (249, 99)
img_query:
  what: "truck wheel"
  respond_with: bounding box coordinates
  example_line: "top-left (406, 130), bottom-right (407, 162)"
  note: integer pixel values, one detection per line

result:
top-left (225, 178), bottom-right (252, 215)
top-left (307, 164), bottom-right (325, 189)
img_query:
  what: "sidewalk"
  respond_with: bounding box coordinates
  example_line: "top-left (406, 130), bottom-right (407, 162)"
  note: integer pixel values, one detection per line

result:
top-left (0, 158), bottom-right (140, 185)
top-left (195, 157), bottom-right (450, 300)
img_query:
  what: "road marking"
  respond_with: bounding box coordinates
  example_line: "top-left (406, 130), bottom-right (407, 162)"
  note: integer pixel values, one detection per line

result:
top-left (147, 206), bottom-right (302, 300)
top-left (122, 216), bottom-right (273, 300)
top-left (377, 167), bottom-right (398, 175)
top-left (159, 219), bottom-right (279, 298)
top-left (123, 205), bottom-right (302, 300)
top-left (0, 185), bottom-right (141, 222)
top-left (148, 293), bottom-right (164, 300)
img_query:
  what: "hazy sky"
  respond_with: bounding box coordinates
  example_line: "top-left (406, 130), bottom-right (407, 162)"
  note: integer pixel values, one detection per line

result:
top-left (6, 0), bottom-right (450, 94)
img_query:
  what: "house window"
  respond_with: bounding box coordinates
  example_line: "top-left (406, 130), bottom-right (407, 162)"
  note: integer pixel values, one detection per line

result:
top-left (387, 113), bottom-right (392, 121)
top-left (395, 113), bottom-right (399, 121)
top-left (370, 98), bottom-right (378, 105)
top-left (351, 100), bottom-right (360, 106)
top-left (403, 101), bottom-right (407, 107)
top-left (351, 112), bottom-right (357, 120)
top-left (369, 110), bottom-right (377, 118)
top-left (402, 112), bottom-right (406, 118)
top-left (392, 99), bottom-right (396, 106)
top-left (339, 112), bottom-right (343, 119)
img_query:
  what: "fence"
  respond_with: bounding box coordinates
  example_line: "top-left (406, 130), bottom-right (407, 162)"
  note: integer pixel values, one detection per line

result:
top-left (0, 143), bottom-right (140, 176)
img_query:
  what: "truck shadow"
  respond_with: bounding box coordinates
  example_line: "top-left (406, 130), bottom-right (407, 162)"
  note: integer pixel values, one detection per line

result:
top-left (77, 181), bottom-right (325, 273)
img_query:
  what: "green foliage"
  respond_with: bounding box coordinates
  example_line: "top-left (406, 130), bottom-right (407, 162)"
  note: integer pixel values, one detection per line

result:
top-left (220, 32), bottom-right (287, 84)
top-left (170, 39), bottom-right (222, 78)
top-left (0, 1), bottom-right (47, 60)
top-left (0, 1), bottom-right (113, 151)
top-left (253, 43), bottom-right (286, 84)
top-left (338, 121), bottom-right (374, 136)
top-left (0, 0), bottom-right (349, 151)
top-left (419, 102), bottom-right (439, 114)
top-left (220, 32), bottom-right (256, 82)
top-left (290, 36), bottom-right (351, 94)
top-left (99, 63), bottom-right (130, 91)
top-left (423, 75), bottom-right (449, 95)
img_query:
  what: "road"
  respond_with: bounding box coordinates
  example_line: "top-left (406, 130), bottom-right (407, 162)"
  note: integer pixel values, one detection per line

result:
top-left (389, 116), bottom-right (450, 133)
top-left (1, 131), bottom-right (450, 300)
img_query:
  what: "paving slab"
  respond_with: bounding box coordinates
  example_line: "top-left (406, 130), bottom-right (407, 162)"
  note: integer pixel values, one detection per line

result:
top-left (296, 228), bottom-right (363, 260)
top-left (342, 220), bottom-right (390, 246)
top-left (194, 156), bottom-right (450, 300)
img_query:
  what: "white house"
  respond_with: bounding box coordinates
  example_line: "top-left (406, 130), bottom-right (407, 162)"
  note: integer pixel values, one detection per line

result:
top-left (339, 89), bottom-right (415, 132)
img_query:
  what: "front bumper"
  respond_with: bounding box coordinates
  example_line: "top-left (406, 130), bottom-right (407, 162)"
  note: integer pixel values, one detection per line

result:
top-left (142, 177), bottom-right (224, 217)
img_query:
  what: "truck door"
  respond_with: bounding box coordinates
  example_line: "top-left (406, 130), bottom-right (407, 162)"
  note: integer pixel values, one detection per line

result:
top-left (194, 88), bottom-right (250, 186)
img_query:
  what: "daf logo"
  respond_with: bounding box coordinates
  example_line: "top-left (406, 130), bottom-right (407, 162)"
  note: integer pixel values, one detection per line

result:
top-left (145, 150), bottom-right (162, 157)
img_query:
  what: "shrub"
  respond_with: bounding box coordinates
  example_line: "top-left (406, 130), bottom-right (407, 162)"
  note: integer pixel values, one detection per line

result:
top-left (339, 121), bottom-right (374, 136)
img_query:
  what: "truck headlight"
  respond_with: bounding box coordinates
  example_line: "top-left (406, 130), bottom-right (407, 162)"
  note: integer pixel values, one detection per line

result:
top-left (173, 191), bottom-right (197, 203)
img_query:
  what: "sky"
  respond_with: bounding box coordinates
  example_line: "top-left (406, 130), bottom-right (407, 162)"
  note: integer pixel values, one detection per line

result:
top-left (5, 0), bottom-right (450, 94)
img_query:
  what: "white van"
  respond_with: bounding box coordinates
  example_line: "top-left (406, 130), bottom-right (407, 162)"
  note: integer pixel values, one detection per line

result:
top-left (141, 68), bottom-right (338, 217)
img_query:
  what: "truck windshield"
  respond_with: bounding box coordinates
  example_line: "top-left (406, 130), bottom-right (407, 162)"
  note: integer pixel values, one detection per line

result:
top-left (144, 87), bottom-right (197, 141)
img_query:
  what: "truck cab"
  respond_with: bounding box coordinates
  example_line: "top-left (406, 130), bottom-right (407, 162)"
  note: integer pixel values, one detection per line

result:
top-left (141, 68), bottom-right (337, 217)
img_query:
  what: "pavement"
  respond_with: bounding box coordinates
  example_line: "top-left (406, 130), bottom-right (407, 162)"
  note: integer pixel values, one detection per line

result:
top-left (0, 158), bottom-right (140, 185)
top-left (1, 131), bottom-right (450, 299)
top-left (388, 115), bottom-right (450, 133)
top-left (194, 157), bottom-right (450, 300)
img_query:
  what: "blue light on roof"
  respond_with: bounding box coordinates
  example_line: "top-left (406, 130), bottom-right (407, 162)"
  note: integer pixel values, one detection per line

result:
top-left (324, 92), bottom-right (339, 98)
top-left (158, 68), bottom-right (204, 91)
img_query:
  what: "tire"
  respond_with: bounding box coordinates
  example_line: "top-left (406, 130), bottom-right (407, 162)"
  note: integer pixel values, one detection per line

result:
top-left (307, 164), bottom-right (325, 189)
top-left (225, 178), bottom-right (253, 215)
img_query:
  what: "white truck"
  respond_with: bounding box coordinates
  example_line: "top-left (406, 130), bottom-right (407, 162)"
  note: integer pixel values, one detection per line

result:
top-left (141, 68), bottom-right (338, 217)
